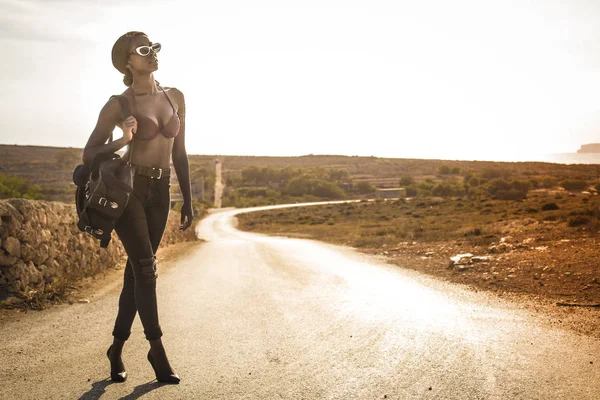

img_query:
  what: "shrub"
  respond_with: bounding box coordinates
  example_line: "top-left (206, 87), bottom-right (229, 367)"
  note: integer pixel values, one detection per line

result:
top-left (313, 181), bottom-right (347, 198)
top-left (236, 187), bottom-right (280, 198)
top-left (481, 167), bottom-right (511, 180)
top-left (354, 181), bottom-right (376, 194)
top-left (438, 165), bottom-right (450, 175)
top-left (0, 174), bottom-right (43, 200)
top-left (568, 215), bottom-right (591, 227)
top-left (560, 179), bottom-right (588, 191)
top-left (486, 179), bottom-right (511, 195)
top-left (285, 176), bottom-right (347, 199)
top-left (399, 176), bottom-right (414, 186)
top-left (405, 185), bottom-right (417, 197)
top-left (416, 182), bottom-right (433, 197)
top-left (464, 227), bottom-right (482, 236)
top-left (467, 177), bottom-right (481, 187)
top-left (541, 202), bottom-right (559, 211)
top-left (528, 178), bottom-right (539, 188)
top-left (432, 182), bottom-right (464, 197)
top-left (540, 176), bottom-right (558, 188)
top-left (487, 178), bottom-right (530, 200)
top-left (511, 179), bottom-right (531, 193)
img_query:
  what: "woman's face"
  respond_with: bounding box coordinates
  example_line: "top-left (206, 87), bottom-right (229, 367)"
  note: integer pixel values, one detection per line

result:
top-left (127, 35), bottom-right (159, 75)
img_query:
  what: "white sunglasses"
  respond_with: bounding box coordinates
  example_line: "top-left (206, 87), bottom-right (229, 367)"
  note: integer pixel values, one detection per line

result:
top-left (132, 43), bottom-right (161, 57)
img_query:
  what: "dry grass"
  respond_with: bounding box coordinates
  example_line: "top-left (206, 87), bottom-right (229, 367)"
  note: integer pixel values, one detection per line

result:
top-left (238, 191), bottom-right (600, 248)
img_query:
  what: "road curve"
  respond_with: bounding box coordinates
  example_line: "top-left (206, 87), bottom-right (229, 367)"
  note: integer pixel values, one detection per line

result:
top-left (0, 203), bottom-right (599, 399)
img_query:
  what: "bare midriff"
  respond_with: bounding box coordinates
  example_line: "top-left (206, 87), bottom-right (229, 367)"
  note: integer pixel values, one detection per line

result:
top-left (122, 134), bottom-right (174, 169)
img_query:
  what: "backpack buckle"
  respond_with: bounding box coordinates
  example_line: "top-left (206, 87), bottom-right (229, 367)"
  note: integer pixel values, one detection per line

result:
top-left (98, 197), bottom-right (108, 207)
top-left (84, 226), bottom-right (104, 235)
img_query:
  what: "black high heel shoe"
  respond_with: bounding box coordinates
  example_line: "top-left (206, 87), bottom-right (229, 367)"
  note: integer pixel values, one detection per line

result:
top-left (147, 351), bottom-right (180, 384)
top-left (106, 345), bottom-right (127, 382)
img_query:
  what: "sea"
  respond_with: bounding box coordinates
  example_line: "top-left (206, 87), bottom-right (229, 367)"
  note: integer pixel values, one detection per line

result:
top-left (453, 153), bottom-right (600, 165)
top-left (520, 153), bottom-right (600, 165)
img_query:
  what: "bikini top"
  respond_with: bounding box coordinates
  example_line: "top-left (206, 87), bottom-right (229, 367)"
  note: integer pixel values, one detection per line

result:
top-left (119, 88), bottom-right (180, 141)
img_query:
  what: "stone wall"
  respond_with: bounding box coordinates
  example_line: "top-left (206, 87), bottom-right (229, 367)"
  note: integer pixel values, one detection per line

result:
top-left (0, 199), bottom-right (197, 300)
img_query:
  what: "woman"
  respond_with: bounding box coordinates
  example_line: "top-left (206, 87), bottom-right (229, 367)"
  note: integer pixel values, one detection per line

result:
top-left (82, 31), bottom-right (194, 384)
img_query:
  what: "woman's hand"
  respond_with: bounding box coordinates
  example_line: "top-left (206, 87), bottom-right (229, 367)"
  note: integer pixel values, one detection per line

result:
top-left (121, 116), bottom-right (138, 143)
top-left (180, 202), bottom-right (194, 231)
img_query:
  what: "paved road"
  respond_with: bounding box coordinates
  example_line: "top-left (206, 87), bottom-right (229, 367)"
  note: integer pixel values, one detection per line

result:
top-left (1, 204), bottom-right (599, 399)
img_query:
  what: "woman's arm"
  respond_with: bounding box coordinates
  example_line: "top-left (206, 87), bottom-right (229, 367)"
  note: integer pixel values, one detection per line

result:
top-left (171, 88), bottom-right (194, 230)
top-left (82, 97), bottom-right (136, 164)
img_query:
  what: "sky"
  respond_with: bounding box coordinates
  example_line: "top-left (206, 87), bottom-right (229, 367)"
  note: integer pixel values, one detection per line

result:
top-left (2, 0), bottom-right (600, 162)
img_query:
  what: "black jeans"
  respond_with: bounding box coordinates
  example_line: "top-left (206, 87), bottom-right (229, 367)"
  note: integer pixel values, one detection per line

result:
top-left (112, 174), bottom-right (170, 341)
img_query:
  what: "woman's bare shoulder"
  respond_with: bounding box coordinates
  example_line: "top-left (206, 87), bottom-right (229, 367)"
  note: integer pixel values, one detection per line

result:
top-left (163, 86), bottom-right (185, 109)
top-left (163, 86), bottom-right (183, 98)
top-left (100, 95), bottom-right (123, 116)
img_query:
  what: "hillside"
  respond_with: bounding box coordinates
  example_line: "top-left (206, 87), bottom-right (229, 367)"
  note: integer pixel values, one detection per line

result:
top-left (2, 144), bottom-right (600, 203)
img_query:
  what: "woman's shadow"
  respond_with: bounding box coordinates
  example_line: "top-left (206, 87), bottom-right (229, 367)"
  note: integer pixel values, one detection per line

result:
top-left (78, 378), bottom-right (165, 400)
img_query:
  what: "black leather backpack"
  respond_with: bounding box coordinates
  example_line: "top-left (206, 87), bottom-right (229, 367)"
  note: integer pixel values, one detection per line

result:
top-left (73, 95), bottom-right (135, 247)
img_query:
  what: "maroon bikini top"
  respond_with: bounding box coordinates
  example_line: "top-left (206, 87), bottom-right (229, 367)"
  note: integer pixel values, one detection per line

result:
top-left (129, 88), bottom-right (180, 141)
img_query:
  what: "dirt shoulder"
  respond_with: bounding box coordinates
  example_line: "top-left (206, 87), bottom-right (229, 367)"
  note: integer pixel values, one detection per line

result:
top-left (237, 195), bottom-right (600, 338)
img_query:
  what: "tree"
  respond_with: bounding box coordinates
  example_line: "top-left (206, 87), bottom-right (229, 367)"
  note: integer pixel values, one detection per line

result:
top-left (354, 181), bottom-right (375, 194)
top-left (284, 175), bottom-right (347, 199)
top-left (241, 166), bottom-right (261, 185)
top-left (399, 176), bottom-right (414, 186)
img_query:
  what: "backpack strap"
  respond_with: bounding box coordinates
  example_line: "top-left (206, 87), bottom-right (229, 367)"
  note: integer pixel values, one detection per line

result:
top-left (108, 94), bottom-right (135, 163)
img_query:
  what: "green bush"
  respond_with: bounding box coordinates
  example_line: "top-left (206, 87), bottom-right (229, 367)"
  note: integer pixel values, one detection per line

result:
top-left (432, 182), bottom-right (465, 197)
top-left (0, 174), bottom-right (43, 200)
top-left (399, 176), bottom-right (414, 186)
top-left (487, 178), bottom-right (530, 200)
top-left (353, 181), bottom-right (376, 194)
top-left (486, 179), bottom-right (511, 195)
top-left (285, 175), bottom-right (347, 199)
top-left (236, 187), bottom-right (280, 198)
top-left (405, 185), bottom-right (418, 197)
